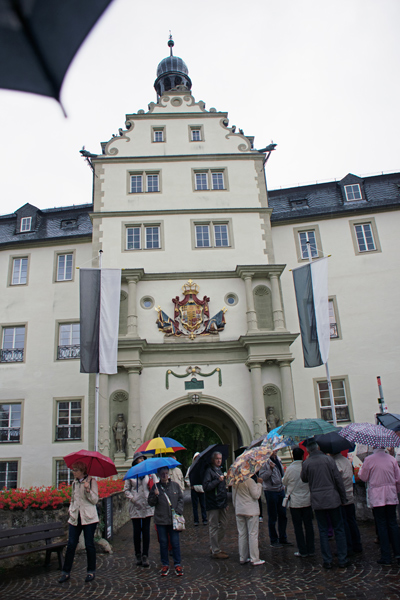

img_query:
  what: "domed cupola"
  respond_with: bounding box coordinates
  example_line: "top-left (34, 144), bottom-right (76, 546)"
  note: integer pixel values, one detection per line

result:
top-left (154, 35), bottom-right (192, 99)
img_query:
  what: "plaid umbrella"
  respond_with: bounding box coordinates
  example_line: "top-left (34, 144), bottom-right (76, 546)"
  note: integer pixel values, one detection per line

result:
top-left (338, 423), bottom-right (400, 448)
top-left (226, 446), bottom-right (271, 486)
top-left (278, 418), bottom-right (337, 441)
top-left (376, 413), bottom-right (400, 432)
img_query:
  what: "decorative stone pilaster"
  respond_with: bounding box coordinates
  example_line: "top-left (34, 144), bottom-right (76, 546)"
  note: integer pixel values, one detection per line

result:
top-left (279, 360), bottom-right (296, 421)
top-left (98, 374), bottom-right (110, 456)
top-left (242, 273), bottom-right (258, 332)
top-left (127, 367), bottom-right (142, 459)
top-left (269, 274), bottom-right (285, 331)
top-left (248, 363), bottom-right (267, 438)
top-left (126, 276), bottom-right (139, 337)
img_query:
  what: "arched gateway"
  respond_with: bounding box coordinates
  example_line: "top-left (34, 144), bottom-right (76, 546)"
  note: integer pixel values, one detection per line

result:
top-left (143, 395), bottom-right (252, 466)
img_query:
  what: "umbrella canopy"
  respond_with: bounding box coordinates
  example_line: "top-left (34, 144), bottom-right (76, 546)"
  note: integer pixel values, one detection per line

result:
top-left (123, 457), bottom-right (181, 481)
top-left (0, 0), bottom-right (114, 109)
top-left (188, 444), bottom-right (229, 486)
top-left (226, 446), bottom-right (271, 486)
top-left (376, 413), bottom-right (400, 432)
top-left (338, 423), bottom-right (400, 448)
top-left (314, 431), bottom-right (356, 454)
top-left (64, 449), bottom-right (117, 478)
top-left (136, 436), bottom-right (186, 455)
top-left (278, 418), bottom-right (337, 441)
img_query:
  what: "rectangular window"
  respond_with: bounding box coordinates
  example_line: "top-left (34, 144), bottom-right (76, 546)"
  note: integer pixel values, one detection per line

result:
top-left (345, 184), bottom-right (362, 201)
top-left (212, 172), bottom-right (225, 190)
top-left (145, 226), bottom-right (160, 249)
top-left (129, 172), bottom-right (160, 194)
top-left (298, 231), bottom-right (318, 260)
top-left (56, 459), bottom-right (74, 487)
top-left (191, 129), bottom-right (201, 141)
top-left (329, 299), bottom-right (339, 339)
top-left (153, 129), bottom-right (164, 142)
top-left (130, 174), bottom-right (143, 194)
top-left (12, 257), bottom-right (28, 285)
top-left (354, 223), bottom-right (376, 252)
top-left (318, 379), bottom-right (350, 423)
top-left (147, 174), bottom-right (159, 193)
top-left (195, 225), bottom-right (211, 248)
top-left (0, 403), bottom-right (21, 443)
top-left (195, 173), bottom-right (208, 191)
top-left (214, 224), bottom-right (229, 247)
top-left (57, 253), bottom-right (73, 281)
top-left (56, 400), bottom-right (82, 441)
top-left (126, 225), bottom-right (161, 250)
top-left (58, 323), bottom-right (80, 360)
top-left (1, 326), bottom-right (25, 363)
top-left (20, 217), bottom-right (31, 232)
top-left (0, 461), bottom-right (18, 489)
top-left (126, 226), bottom-right (141, 250)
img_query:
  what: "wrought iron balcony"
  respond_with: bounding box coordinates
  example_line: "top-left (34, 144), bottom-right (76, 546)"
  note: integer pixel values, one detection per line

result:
top-left (55, 425), bottom-right (81, 441)
top-left (57, 345), bottom-right (80, 360)
top-left (0, 427), bottom-right (20, 443)
top-left (330, 322), bottom-right (339, 338)
top-left (0, 348), bottom-right (24, 362)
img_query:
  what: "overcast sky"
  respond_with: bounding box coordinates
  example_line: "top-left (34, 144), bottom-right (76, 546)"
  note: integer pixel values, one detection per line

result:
top-left (0, 0), bottom-right (399, 215)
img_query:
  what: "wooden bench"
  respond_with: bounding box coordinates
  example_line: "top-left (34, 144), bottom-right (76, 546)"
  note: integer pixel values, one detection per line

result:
top-left (0, 522), bottom-right (67, 568)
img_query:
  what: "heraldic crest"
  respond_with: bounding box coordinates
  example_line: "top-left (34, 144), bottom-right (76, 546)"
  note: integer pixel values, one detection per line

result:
top-left (156, 280), bottom-right (227, 339)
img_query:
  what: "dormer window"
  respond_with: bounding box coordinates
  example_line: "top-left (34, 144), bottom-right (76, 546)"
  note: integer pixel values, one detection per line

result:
top-left (344, 184), bottom-right (362, 201)
top-left (20, 217), bottom-right (31, 232)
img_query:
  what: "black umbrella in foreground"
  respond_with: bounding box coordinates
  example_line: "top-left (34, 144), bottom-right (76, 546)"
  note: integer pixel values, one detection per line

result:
top-left (314, 430), bottom-right (355, 455)
top-left (376, 413), bottom-right (400, 432)
top-left (188, 444), bottom-right (229, 486)
top-left (0, 0), bottom-right (114, 113)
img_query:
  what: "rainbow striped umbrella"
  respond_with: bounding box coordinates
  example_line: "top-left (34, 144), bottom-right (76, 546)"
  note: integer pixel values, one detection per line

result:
top-left (136, 436), bottom-right (186, 455)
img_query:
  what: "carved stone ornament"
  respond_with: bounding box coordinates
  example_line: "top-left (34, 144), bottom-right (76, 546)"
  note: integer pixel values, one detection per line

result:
top-left (111, 390), bottom-right (128, 403)
top-left (155, 280), bottom-right (227, 340)
top-left (112, 413), bottom-right (127, 453)
top-left (264, 386), bottom-right (277, 396)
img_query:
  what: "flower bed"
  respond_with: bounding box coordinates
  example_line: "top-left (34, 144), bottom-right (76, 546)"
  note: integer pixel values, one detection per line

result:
top-left (0, 478), bottom-right (125, 510)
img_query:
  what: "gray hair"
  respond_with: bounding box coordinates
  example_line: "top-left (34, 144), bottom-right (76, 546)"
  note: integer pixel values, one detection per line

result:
top-left (307, 441), bottom-right (319, 453)
top-left (211, 451), bottom-right (222, 463)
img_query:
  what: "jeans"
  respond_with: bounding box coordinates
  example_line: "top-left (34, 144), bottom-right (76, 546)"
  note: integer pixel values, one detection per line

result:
top-left (290, 506), bottom-right (315, 555)
top-left (132, 516), bottom-right (151, 556)
top-left (157, 524), bottom-right (181, 566)
top-left (191, 489), bottom-right (207, 523)
top-left (62, 516), bottom-right (97, 574)
top-left (265, 490), bottom-right (288, 543)
top-left (373, 504), bottom-right (400, 563)
top-left (314, 506), bottom-right (347, 565)
top-left (341, 504), bottom-right (362, 553)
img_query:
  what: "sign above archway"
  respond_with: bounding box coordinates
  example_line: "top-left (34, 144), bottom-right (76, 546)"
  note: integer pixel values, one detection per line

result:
top-left (156, 280), bottom-right (227, 339)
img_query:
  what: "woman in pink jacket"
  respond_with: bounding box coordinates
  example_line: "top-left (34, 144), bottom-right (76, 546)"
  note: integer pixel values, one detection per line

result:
top-left (359, 448), bottom-right (400, 565)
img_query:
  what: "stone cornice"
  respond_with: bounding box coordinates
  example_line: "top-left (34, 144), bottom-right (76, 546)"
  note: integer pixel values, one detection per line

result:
top-left (119, 265), bottom-right (286, 282)
top-left (0, 235), bottom-right (92, 251)
top-left (89, 208), bottom-right (272, 220)
top-left (239, 333), bottom-right (299, 348)
top-left (235, 264), bottom-right (286, 278)
top-left (92, 153), bottom-right (265, 164)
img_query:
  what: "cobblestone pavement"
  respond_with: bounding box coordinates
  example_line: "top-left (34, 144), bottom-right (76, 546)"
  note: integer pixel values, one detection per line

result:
top-left (1, 493), bottom-right (399, 600)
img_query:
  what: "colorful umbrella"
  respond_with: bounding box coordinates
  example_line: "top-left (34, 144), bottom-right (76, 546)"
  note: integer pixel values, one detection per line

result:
top-left (278, 418), bottom-right (337, 441)
top-left (226, 446), bottom-right (271, 486)
top-left (376, 413), bottom-right (400, 432)
top-left (338, 423), bottom-right (400, 448)
top-left (64, 449), bottom-right (117, 478)
top-left (136, 436), bottom-right (186, 455)
top-left (314, 431), bottom-right (356, 454)
top-left (123, 457), bottom-right (181, 481)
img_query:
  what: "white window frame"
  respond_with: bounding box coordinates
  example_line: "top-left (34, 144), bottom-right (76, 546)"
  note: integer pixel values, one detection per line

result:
top-left (125, 224), bottom-right (162, 251)
top-left (56, 400), bottom-right (82, 441)
top-left (129, 171), bottom-right (160, 194)
top-left (20, 217), bottom-right (31, 232)
top-left (55, 459), bottom-right (74, 487)
top-left (298, 230), bottom-right (318, 260)
top-left (193, 169), bottom-right (227, 191)
top-left (354, 223), bottom-right (376, 252)
top-left (57, 323), bottom-right (80, 360)
top-left (56, 253), bottom-right (74, 281)
top-left (344, 184), bottom-right (362, 201)
top-left (152, 127), bottom-right (165, 143)
top-left (315, 377), bottom-right (352, 423)
top-left (11, 257), bottom-right (28, 285)
top-left (0, 460), bottom-right (18, 489)
top-left (328, 297), bottom-right (341, 340)
top-left (193, 221), bottom-right (231, 249)
top-left (191, 129), bottom-right (201, 141)
top-left (0, 403), bottom-right (21, 443)
top-left (1, 326), bottom-right (25, 363)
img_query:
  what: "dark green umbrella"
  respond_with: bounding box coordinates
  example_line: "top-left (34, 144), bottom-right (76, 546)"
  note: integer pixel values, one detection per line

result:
top-left (278, 418), bottom-right (337, 441)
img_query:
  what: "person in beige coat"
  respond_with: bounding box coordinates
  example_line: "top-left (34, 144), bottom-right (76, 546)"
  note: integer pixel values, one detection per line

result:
top-left (124, 452), bottom-right (155, 567)
top-left (59, 461), bottom-right (99, 584)
top-left (332, 452), bottom-right (362, 554)
top-left (232, 476), bottom-right (265, 565)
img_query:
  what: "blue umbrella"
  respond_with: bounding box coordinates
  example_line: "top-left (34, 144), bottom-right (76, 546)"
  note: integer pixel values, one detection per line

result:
top-left (123, 457), bottom-right (181, 481)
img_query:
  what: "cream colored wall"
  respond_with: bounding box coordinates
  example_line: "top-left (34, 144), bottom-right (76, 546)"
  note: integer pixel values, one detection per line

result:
top-left (0, 241), bottom-right (92, 487)
top-left (272, 209), bottom-right (400, 422)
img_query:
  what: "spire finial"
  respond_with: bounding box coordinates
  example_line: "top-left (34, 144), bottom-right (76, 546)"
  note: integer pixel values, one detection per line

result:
top-left (168, 31), bottom-right (174, 57)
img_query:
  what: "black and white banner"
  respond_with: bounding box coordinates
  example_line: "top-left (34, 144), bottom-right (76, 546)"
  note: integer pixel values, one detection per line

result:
top-left (80, 268), bottom-right (121, 374)
top-left (292, 258), bottom-right (330, 368)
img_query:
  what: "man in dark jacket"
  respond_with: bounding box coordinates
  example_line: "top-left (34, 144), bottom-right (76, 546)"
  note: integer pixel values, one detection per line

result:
top-left (203, 451), bottom-right (229, 559)
top-left (301, 441), bottom-right (349, 569)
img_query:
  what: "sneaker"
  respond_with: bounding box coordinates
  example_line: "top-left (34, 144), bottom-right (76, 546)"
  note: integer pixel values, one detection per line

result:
top-left (251, 560), bottom-right (265, 566)
top-left (279, 540), bottom-right (293, 546)
top-left (203, 521), bottom-right (208, 526)
top-left (175, 566), bottom-right (183, 576)
top-left (294, 552), bottom-right (308, 557)
top-left (161, 566), bottom-right (169, 577)
top-left (240, 558), bottom-right (251, 564)
top-left (141, 555), bottom-right (149, 568)
top-left (194, 522), bottom-right (199, 526)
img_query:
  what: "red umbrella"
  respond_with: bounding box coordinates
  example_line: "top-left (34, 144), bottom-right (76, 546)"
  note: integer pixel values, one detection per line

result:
top-left (64, 449), bottom-right (117, 478)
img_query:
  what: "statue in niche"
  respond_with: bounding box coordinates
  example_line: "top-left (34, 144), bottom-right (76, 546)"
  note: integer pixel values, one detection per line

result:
top-left (266, 406), bottom-right (281, 432)
top-left (112, 413), bottom-right (127, 453)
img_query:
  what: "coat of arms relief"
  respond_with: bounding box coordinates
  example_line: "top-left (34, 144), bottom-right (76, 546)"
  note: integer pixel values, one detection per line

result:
top-left (156, 280), bottom-right (227, 339)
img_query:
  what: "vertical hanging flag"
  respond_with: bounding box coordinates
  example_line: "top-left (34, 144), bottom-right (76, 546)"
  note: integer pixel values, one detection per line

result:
top-left (292, 257), bottom-right (330, 368)
top-left (80, 268), bottom-right (121, 374)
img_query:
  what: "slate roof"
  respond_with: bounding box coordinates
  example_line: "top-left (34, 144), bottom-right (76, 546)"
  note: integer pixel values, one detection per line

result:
top-left (0, 203), bottom-right (93, 247)
top-left (268, 172), bottom-right (400, 223)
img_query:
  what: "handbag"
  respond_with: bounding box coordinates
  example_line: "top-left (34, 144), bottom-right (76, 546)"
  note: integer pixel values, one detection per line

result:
top-left (163, 489), bottom-right (185, 531)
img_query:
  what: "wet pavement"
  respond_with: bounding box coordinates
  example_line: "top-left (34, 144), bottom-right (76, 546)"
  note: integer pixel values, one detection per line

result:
top-left (1, 493), bottom-right (399, 600)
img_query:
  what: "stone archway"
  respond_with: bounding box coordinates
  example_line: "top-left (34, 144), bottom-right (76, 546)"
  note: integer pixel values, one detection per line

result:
top-left (143, 395), bottom-right (252, 466)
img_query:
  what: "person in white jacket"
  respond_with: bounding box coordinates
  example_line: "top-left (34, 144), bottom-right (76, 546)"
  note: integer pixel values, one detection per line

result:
top-left (232, 475), bottom-right (265, 566)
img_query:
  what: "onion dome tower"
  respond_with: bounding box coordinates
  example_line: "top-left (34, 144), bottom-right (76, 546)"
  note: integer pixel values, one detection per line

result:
top-left (154, 35), bottom-right (192, 99)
